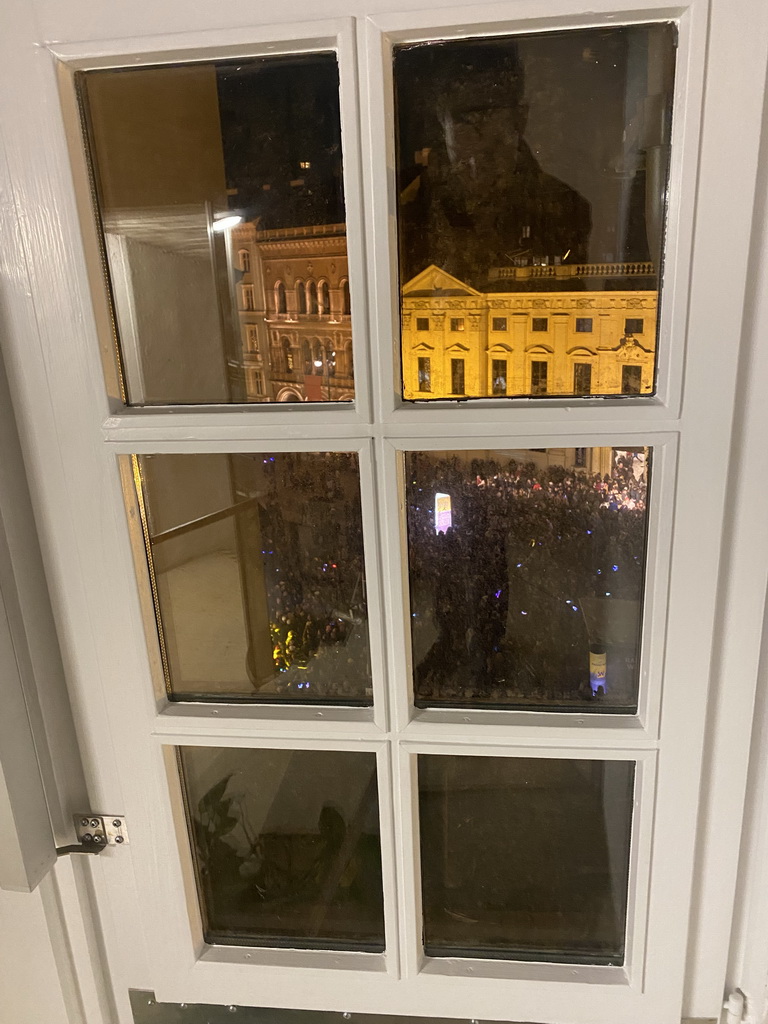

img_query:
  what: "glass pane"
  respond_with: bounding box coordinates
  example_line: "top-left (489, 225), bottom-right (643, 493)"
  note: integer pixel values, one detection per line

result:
top-left (418, 755), bottom-right (634, 963)
top-left (79, 54), bottom-right (354, 405)
top-left (134, 452), bottom-right (372, 703)
top-left (395, 24), bottom-right (676, 399)
top-left (179, 747), bottom-right (384, 950)
top-left (406, 447), bottom-right (650, 711)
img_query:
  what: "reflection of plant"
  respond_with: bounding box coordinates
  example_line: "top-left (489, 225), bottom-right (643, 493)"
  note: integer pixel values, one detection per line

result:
top-left (193, 775), bottom-right (240, 878)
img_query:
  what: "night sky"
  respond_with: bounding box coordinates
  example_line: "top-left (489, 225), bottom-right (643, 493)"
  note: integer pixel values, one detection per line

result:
top-left (216, 52), bottom-right (346, 229)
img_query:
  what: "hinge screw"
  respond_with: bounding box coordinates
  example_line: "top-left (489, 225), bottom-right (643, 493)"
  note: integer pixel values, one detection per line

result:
top-left (92, 835), bottom-right (103, 844)
top-left (90, 818), bottom-right (100, 828)
top-left (343, 1014), bottom-right (352, 1020)
top-left (82, 833), bottom-right (93, 842)
top-left (80, 818), bottom-right (90, 826)
top-left (114, 835), bottom-right (124, 844)
top-left (112, 819), bottom-right (122, 828)
top-left (228, 1006), bottom-right (238, 1013)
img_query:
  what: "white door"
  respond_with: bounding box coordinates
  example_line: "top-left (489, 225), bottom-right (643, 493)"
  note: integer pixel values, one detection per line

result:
top-left (1, 0), bottom-right (767, 1021)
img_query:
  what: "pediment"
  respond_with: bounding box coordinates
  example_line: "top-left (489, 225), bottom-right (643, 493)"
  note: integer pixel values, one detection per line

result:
top-left (525, 343), bottom-right (554, 354)
top-left (402, 264), bottom-right (481, 298)
top-left (487, 342), bottom-right (514, 354)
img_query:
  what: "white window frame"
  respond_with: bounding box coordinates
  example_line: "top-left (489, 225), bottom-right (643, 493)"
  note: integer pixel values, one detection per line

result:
top-left (0, 0), bottom-right (764, 1019)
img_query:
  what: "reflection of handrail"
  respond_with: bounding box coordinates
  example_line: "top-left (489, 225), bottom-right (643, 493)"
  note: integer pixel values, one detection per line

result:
top-left (150, 495), bottom-right (262, 544)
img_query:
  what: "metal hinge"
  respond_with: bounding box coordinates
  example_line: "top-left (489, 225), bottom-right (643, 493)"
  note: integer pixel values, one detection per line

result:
top-left (56, 814), bottom-right (129, 857)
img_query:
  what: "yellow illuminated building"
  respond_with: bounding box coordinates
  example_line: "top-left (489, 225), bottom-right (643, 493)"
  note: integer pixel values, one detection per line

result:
top-left (402, 263), bottom-right (657, 400)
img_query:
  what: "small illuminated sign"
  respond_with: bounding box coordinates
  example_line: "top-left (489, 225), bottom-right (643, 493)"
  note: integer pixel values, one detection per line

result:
top-left (434, 492), bottom-right (452, 533)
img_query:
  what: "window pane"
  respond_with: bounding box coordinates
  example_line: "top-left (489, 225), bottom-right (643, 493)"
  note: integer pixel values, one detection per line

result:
top-left (133, 452), bottom-right (372, 703)
top-left (179, 747), bottom-right (384, 950)
top-left (418, 755), bottom-right (634, 963)
top-left (79, 54), bottom-right (355, 405)
top-left (396, 25), bottom-right (675, 400)
top-left (406, 448), bottom-right (650, 712)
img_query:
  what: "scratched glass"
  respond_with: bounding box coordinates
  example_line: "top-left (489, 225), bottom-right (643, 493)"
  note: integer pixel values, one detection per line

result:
top-left (134, 452), bottom-right (371, 703)
top-left (406, 447), bottom-right (651, 712)
top-left (394, 25), bottom-right (676, 400)
top-left (180, 747), bottom-right (384, 950)
top-left (418, 755), bottom-right (635, 963)
top-left (78, 53), bottom-right (354, 405)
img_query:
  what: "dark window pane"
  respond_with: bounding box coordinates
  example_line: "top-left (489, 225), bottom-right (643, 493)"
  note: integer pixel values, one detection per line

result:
top-left (418, 755), bottom-right (634, 963)
top-left (450, 317), bottom-right (465, 331)
top-left (450, 359), bottom-right (465, 394)
top-left (133, 452), bottom-right (372, 703)
top-left (406, 447), bottom-right (650, 712)
top-left (418, 357), bottom-right (432, 392)
top-left (78, 54), bottom-right (355, 405)
top-left (396, 25), bottom-right (675, 400)
top-left (621, 365), bottom-right (643, 393)
top-left (574, 362), bottom-right (593, 395)
top-left (531, 360), bottom-right (548, 394)
top-left (416, 317), bottom-right (430, 331)
top-left (180, 747), bottom-right (384, 950)
top-left (491, 359), bottom-right (507, 395)
top-left (624, 318), bottom-right (644, 334)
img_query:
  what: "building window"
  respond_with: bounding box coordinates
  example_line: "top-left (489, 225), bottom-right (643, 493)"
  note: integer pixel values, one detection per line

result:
top-left (319, 281), bottom-right (331, 315)
top-left (238, 248), bottom-right (251, 272)
top-left (625, 317), bottom-right (644, 334)
top-left (574, 362), bottom-right (593, 395)
top-left (242, 285), bottom-right (255, 311)
top-left (417, 357), bottom-right (431, 392)
top-left (450, 358), bottom-right (465, 394)
top-left (575, 447), bottom-right (587, 467)
top-left (532, 317), bottom-right (549, 332)
top-left (302, 340), bottom-right (312, 375)
top-left (416, 317), bottom-right (430, 331)
top-left (307, 281), bottom-right (319, 315)
top-left (281, 337), bottom-right (294, 373)
top-left (450, 317), bottom-right (465, 332)
top-left (295, 280), bottom-right (307, 315)
top-left (491, 359), bottom-right (507, 395)
top-left (275, 281), bottom-right (287, 316)
top-left (621, 364), bottom-right (643, 393)
top-left (492, 317), bottom-right (508, 331)
top-left (531, 360), bottom-right (548, 394)
top-left (251, 370), bottom-right (265, 396)
top-left (575, 317), bottom-right (593, 332)
top-left (341, 279), bottom-right (351, 316)
top-left (246, 326), bottom-right (259, 352)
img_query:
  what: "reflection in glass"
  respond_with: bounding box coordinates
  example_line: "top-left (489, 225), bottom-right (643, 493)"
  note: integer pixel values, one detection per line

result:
top-left (78, 54), bottom-right (354, 405)
top-left (418, 755), bottom-right (634, 963)
top-left (180, 747), bottom-right (384, 950)
top-left (135, 452), bottom-right (371, 703)
top-left (395, 25), bottom-right (676, 399)
top-left (406, 448), bottom-right (650, 711)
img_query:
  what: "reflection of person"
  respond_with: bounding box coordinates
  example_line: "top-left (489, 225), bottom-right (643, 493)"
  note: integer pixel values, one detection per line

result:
top-left (397, 41), bottom-right (592, 288)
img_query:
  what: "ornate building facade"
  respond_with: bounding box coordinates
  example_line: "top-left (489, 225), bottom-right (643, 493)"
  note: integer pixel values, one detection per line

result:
top-left (401, 264), bottom-right (658, 400)
top-left (231, 221), bottom-right (353, 402)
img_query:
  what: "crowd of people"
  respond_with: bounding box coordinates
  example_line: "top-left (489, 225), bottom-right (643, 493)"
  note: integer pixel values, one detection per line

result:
top-left (232, 453), bottom-right (372, 702)
top-left (407, 450), bottom-right (649, 708)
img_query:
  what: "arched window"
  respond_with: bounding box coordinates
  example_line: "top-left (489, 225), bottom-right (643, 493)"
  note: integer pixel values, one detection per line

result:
top-left (312, 339), bottom-right (324, 373)
top-left (319, 280), bottom-right (331, 315)
top-left (295, 280), bottom-right (307, 315)
top-left (302, 340), bottom-right (312, 375)
top-left (238, 249), bottom-right (250, 272)
top-left (341, 279), bottom-right (351, 315)
top-left (307, 281), bottom-right (319, 315)
top-left (280, 337), bottom-right (294, 373)
top-left (274, 281), bottom-right (287, 316)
